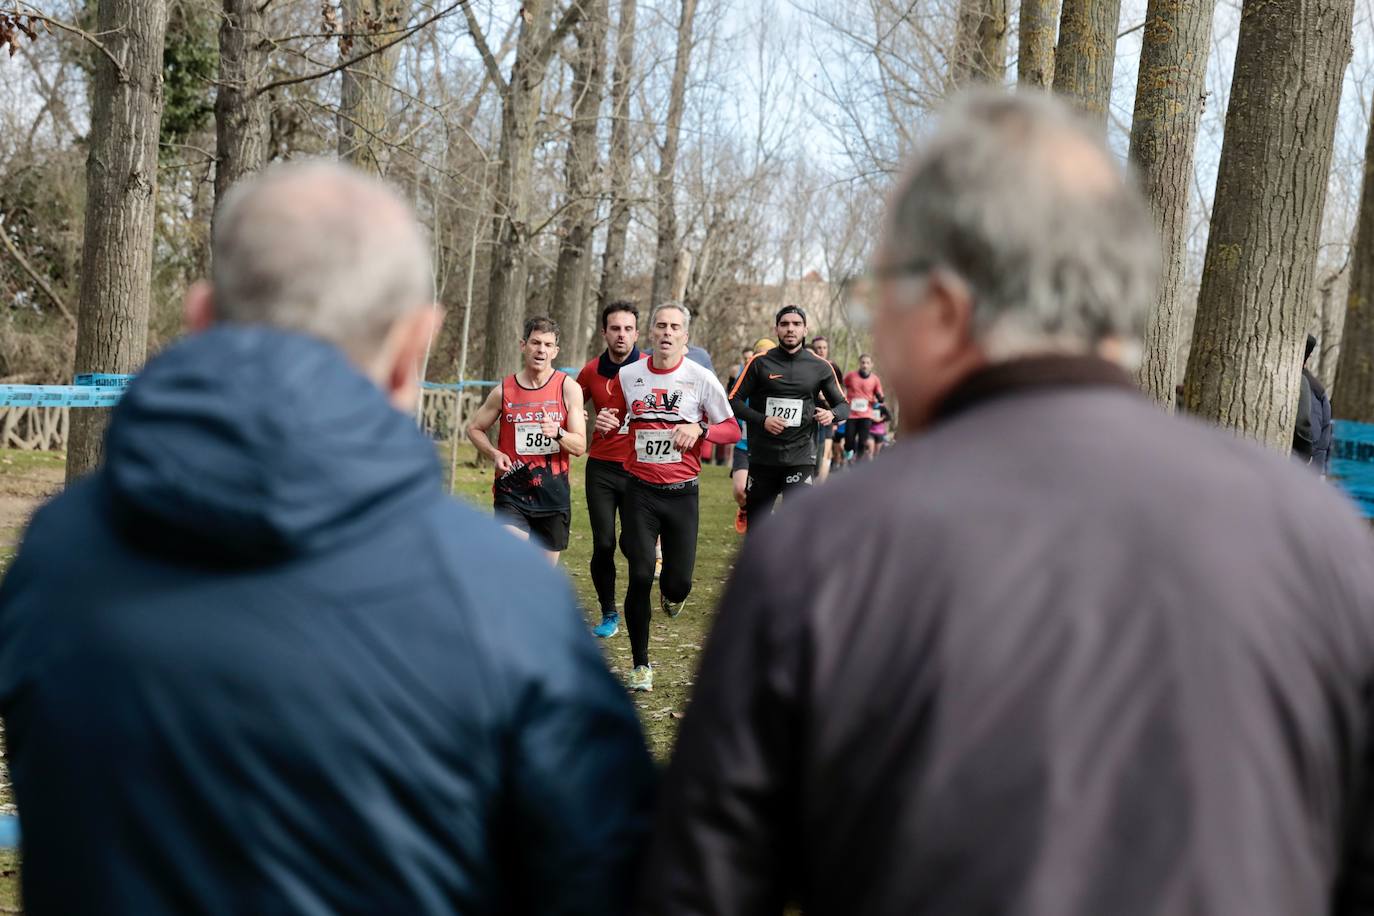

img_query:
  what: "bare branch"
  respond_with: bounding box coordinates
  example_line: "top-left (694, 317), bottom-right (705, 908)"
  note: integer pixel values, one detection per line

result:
top-left (6, 4), bottom-right (125, 81)
top-left (0, 218), bottom-right (75, 328)
top-left (254, 1), bottom-right (464, 98)
top-left (534, 0), bottom-right (586, 71)
top-left (461, 1), bottom-right (508, 91)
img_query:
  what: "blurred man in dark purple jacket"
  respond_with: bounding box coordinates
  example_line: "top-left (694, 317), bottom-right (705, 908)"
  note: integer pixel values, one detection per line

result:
top-left (642, 90), bottom-right (1374, 916)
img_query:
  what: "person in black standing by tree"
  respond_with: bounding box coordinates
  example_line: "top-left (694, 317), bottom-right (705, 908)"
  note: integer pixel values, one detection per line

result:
top-left (1294, 334), bottom-right (1333, 476)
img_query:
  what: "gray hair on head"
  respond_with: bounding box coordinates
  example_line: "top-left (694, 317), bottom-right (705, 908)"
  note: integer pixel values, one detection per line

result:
top-left (882, 89), bottom-right (1159, 364)
top-left (651, 301), bottom-right (691, 332)
top-left (211, 160), bottom-right (432, 362)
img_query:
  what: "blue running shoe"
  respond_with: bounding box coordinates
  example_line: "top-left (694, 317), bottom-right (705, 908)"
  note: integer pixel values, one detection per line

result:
top-left (593, 613), bottom-right (619, 639)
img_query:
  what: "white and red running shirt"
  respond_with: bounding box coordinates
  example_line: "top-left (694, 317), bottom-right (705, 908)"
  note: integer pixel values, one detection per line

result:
top-left (617, 354), bottom-right (734, 485)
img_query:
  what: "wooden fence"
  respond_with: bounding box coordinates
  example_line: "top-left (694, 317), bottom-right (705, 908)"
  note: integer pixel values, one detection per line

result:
top-left (0, 406), bottom-right (68, 451)
top-left (0, 389), bottom-right (485, 453)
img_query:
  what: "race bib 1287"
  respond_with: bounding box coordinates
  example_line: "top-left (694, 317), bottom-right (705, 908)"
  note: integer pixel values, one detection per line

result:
top-left (765, 397), bottom-right (804, 427)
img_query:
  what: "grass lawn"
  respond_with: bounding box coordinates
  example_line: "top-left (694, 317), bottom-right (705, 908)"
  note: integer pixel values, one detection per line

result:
top-left (0, 442), bottom-right (745, 910)
top-left (440, 442), bottom-right (742, 759)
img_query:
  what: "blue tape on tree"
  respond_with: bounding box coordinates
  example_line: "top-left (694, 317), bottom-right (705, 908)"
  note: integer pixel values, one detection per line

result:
top-left (73, 373), bottom-right (134, 388)
top-left (1, 385), bottom-right (126, 407)
top-left (1331, 420), bottom-right (1374, 518)
top-left (0, 815), bottom-right (16, 849)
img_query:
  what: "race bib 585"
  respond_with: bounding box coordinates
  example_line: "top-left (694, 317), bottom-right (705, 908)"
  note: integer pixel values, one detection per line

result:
top-left (515, 422), bottom-right (560, 455)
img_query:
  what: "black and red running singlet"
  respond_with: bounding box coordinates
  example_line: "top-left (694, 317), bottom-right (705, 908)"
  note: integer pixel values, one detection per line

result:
top-left (493, 371), bottom-right (570, 514)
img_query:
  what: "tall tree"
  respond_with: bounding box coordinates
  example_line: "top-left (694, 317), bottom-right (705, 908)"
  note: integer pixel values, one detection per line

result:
top-left (1182, 0), bottom-right (1353, 448)
top-left (67, 0), bottom-right (170, 481)
top-left (1052, 0), bottom-right (1122, 121)
top-left (950, 0), bottom-right (1007, 87)
top-left (214, 0), bottom-right (268, 217)
top-left (650, 0), bottom-right (700, 307)
top-left (597, 0), bottom-right (638, 308)
top-left (1334, 97), bottom-right (1374, 420)
top-left (1018, 0), bottom-right (1059, 88)
top-left (338, 0), bottom-right (408, 175)
top-left (1128, 0), bottom-right (1215, 406)
top-left (467, 0), bottom-right (584, 381)
top-left (550, 0), bottom-right (609, 360)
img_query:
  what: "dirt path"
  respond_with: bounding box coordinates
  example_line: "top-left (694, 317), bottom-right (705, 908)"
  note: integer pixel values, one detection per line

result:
top-left (0, 450), bottom-right (65, 553)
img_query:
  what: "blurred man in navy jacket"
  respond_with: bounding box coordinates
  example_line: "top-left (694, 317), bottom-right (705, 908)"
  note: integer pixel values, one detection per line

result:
top-left (0, 162), bottom-right (654, 915)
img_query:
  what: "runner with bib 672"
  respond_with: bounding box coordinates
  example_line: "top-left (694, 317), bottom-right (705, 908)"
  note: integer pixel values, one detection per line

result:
top-left (615, 303), bottom-right (739, 691)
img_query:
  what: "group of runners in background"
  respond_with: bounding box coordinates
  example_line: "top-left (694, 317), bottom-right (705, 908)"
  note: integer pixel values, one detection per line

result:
top-left (467, 300), bottom-right (887, 691)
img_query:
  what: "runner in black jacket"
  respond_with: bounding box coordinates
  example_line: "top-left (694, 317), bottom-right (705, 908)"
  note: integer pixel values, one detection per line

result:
top-left (729, 305), bottom-right (849, 529)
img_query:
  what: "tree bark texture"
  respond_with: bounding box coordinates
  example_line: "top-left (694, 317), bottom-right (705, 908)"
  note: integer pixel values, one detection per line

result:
top-left (1128, 0), bottom-right (1215, 406)
top-left (650, 0), bottom-right (699, 308)
top-left (479, 0), bottom-right (583, 381)
top-left (214, 0), bottom-right (268, 219)
top-left (1018, 0), bottom-right (1059, 88)
top-left (1334, 95), bottom-right (1374, 420)
top-left (1182, 0), bottom-right (1353, 448)
top-left (951, 0), bottom-right (1008, 87)
top-left (1052, 0), bottom-right (1123, 121)
top-left (597, 0), bottom-right (638, 309)
top-left (550, 0), bottom-right (609, 362)
top-left (337, 0), bottom-right (408, 175)
top-left (67, 0), bottom-right (169, 481)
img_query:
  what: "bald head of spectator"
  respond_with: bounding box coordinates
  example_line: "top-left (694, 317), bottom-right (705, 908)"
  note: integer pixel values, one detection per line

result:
top-left (188, 161), bottom-right (441, 410)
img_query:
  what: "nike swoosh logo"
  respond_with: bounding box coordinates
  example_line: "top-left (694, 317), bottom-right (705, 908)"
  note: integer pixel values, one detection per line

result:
top-left (768, 374), bottom-right (784, 380)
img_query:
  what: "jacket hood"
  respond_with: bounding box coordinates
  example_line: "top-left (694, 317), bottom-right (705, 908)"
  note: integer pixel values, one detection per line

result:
top-left (104, 325), bottom-right (441, 562)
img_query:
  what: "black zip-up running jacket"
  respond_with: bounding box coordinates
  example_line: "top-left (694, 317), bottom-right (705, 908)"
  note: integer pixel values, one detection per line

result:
top-left (729, 345), bottom-right (849, 467)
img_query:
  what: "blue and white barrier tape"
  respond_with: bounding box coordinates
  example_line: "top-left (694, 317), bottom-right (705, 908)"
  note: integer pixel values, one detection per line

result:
top-left (0, 385), bottom-right (127, 407)
top-left (1, 376), bottom-right (505, 407)
top-left (73, 373), bottom-right (134, 388)
top-left (1332, 420), bottom-right (1374, 519)
top-left (421, 380), bottom-right (497, 390)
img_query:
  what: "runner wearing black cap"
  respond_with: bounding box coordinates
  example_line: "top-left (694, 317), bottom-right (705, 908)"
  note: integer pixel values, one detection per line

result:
top-left (728, 305), bottom-right (850, 530)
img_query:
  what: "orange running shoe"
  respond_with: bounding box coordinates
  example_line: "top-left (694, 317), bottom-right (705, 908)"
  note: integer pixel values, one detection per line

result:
top-left (734, 507), bottom-right (748, 534)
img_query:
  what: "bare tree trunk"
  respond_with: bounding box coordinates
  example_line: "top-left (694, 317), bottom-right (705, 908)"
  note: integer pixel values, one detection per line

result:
top-left (1182, 0), bottom-right (1353, 448)
top-left (1052, 0), bottom-right (1122, 121)
top-left (650, 0), bottom-right (699, 307)
top-left (471, 0), bottom-right (584, 381)
top-left (338, 0), bottom-right (408, 175)
top-left (951, 0), bottom-right (1008, 87)
top-left (67, 0), bottom-right (169, 481)
top-left (214, 0), bottom-right (268, 218)
top-left (550, 0), bottom-right (609, 360)
top-left (1335, 96), bottom-right (1374, 420)
top-left (1018, 0), bottom-right (1059, 87)
top-left (597, 0), bottom-right (638, 308)
top-left (1314, 262), bottom-right (1348, 384)
top-left (1128, 0), bottom-right (1215, 406)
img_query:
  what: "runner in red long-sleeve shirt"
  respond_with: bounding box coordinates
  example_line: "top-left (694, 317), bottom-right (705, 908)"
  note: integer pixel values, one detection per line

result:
top-left (843, 354), bottom-right (885, 463)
